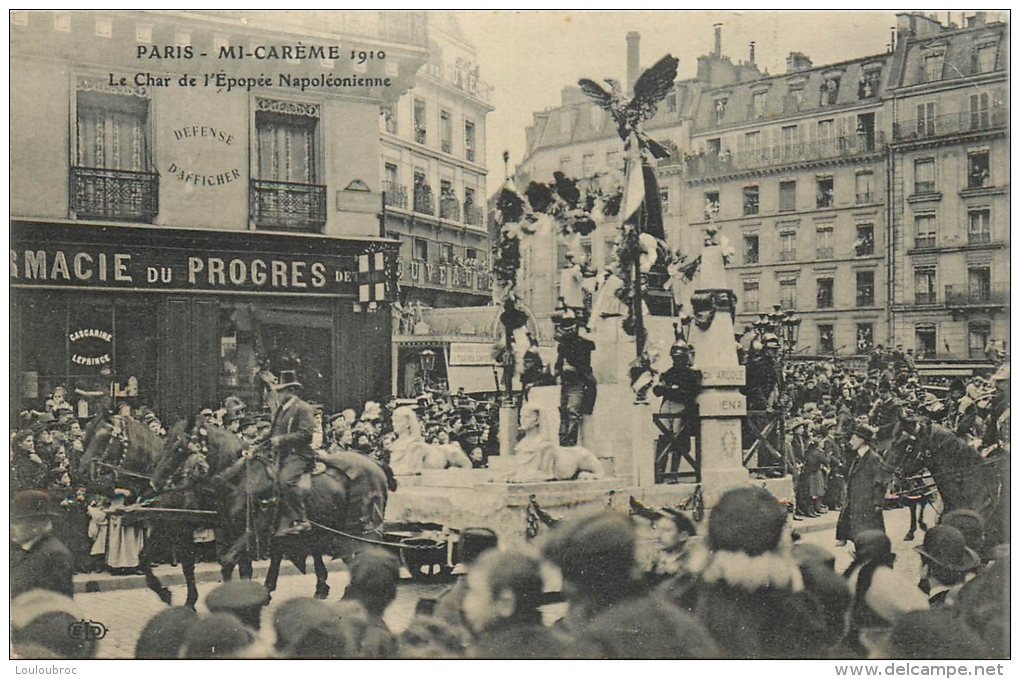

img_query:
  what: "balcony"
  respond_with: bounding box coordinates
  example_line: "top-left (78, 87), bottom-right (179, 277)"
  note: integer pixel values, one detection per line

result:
top-left (413, 184), bottom-right (435, 215)
top-left (685, 132), bottom-right (885, 180)
top-left (856, 192), bottom-right (875, 204)
top-left (915, 291), bottom-right (937, 305)
top-left (70, 166), bottom-right (158, 222)
top-left (968, 231), bottom-right (991, 245)
top-left (383, 181), bottom-right (408, 210)
top-left (779, 250), bottom-right (797, 262)
top-left (892, 108), bottom-right (1008, 142)
top-left (401, 259), bottom-right (492, 294)
top-left (250, 179), bottom-right (326, 233)
top-left (464, 203), bottom-right (484, 227)
top-left (439, 194), bottom-right (461, 221)
top-left (913, 181), bottom-right (937, 195)
top-left (914, 235), bottom-right (937, 250)
top-left (945, 283), bottom-right (1008, 308)
top-left (816, 247), bottom-right (833, 260)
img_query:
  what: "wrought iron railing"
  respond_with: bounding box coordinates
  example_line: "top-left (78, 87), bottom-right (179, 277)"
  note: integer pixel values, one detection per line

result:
top-left (413, 184), bottom-right (434, 215)
top-left (439, 194), bottom-right (461, 221)
top-left (464, 203), bottom-right (483, 227)
top-left (914, 236), bottom-right (936, 250)
top-left (968, 231), bottom-right (991, 245)
top-left (856, 192), bottom-right (875, 204)
top-left (892, 108), bottom-right (1008, 142)
top-left (915, 291), bottom-right (937, 305)
top-left (250, 179), bottom-right (326, 232)
top-left (945, 283), bottom-right (1008, 307)
top-left (70, 166), bottom-right (159, 222)
top-left (383, 181), bottom-right (407, 209)
top-left (779, 250), bottom-right (797, 262)
top-left (685, 132), bottom-right (885, 179)
top-left (816, 247), bottom-right (834, 259)
top-left (914, 181), bottom-right (937, 195)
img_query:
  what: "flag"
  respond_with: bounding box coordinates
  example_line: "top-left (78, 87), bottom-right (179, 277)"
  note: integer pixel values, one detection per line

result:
top-left (620, 132), bottom-right (666, 240)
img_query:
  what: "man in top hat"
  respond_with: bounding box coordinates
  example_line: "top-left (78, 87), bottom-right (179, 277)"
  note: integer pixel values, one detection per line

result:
top-left (836, 423), bottom-right (887, 547)
top-left (269, 371), bottom-right (317, 536)
top-left (914, 525), bottom-right (981, 609)
top-left (11, 489), bottom-right (75, 598)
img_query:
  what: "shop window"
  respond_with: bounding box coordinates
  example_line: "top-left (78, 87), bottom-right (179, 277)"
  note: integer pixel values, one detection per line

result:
top-left (816, 176), bottom-right (834, 208)
top-left (413, 98), bottom-right (427, 144)
top-left (742, 280), bottom-right (760, 312)
top-left (856, 224), bottom-right (875, 256)
top-left (856, 270), bottom-right (875, 307)
top-left (856, 323), bottom-right (874, 354)
top-left (742, 185), bottom-right (759, 216)
top-left (913, 158), bottom-right (936, 195)
top-left (968, 151), bottom-right (990, 188)
top-left (968, 209), bottom-right (991, 244)
top-left (818, 325), bottom-right (835, 354)
top-left (743, 234), bottom-right (759, 264)
top-left (915, 267), bottom-right (937, 305)
top-left (914, 214), bottom-right (936, 249)
top-left (779, 180), bottom-right (796, 212)
top-left (915, 325), bottom-right (937, 359)
top-left (779, 279), bottom-right (797, 309)
top-left (816, 278), bottom-right (834, 309)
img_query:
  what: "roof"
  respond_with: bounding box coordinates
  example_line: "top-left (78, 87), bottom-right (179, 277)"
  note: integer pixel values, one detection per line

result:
top-left (892, 21), bottom-right (1007, 89)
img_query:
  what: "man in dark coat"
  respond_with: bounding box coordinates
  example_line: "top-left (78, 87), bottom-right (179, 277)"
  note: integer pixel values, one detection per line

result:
top-left (10, 490), bottom-right (75, 598)
top-left (11, 429), bottom-right (48, 493)
top-left (836, 423), bottom-right (887, 546)
top-left (554, 315), bottom-right (597, 447)
top-left (269, 374), bottom-right (317, 536)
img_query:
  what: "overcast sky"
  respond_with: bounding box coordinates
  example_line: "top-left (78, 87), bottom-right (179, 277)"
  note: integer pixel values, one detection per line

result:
top-left (454, 10), bottom-right (918, 181)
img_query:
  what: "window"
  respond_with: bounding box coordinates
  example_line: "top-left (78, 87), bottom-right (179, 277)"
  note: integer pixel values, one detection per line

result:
top-left (73, 88), bottom-right (155, 221)
top-left (742, 280), bottom-right (760, 312)
top-left (820, 76), bottom-right (840, 105)
top-left (704, 191), bottom-right (720, 220)
top-left (788, 83), bottom-right (805, 111)
top-left (915, 267), bottom-right (937, 304)
top-left (659, 188), bottom-right (670, 214)
top-left (967, 208), bottom-right (991, 244)
top-left (968, 267), bottom-right (991, 302)
top-left (413, 168), bottom-right (433, 214)
top-left (781, 125), bottom-right (799, 152)
top-left (606, 150), bottom-right (621, 171)
top-left (752, 91), bottom-right (766, 118)
top-left (859, 69), bottom-right (881, 99)
top-left (815, 225), bottom-right (833, 259)
top-left (560, 156), bottom-right (572, 173)
top-left (818, 325), bottom-right (835, 354)
top-left (779, 180), bottom-right (796, 212)
top-left (913, 158), bottom-right (936, 194)
top-left (385, 163), bottom-right (398, 187)
top-left (856, 323), bottom-right (874, 354)
top-left (382, 104), bottom-right (397, 134)
top-left (779, 231), bottom-right (797, 261)
top-left (413, 238), bottom-right (429, 261)
top-left (743, 185), bottom-right (759, 216)
top-left (856, 224), bottom-right (875, 256)
top-left (916, 102), bottom-right (937, 137)
top-left (743, 235), bottom-right (759, 264)
top-left (666, 93), bottom-right (677, 113)
top-left (744, 131), bottom-right (763, 156)
top-left (914, 214), bottom-right (937, 249)
top-left (583, 153), bottom-right (595, 177)
top-left (254, 102), bottom-right (323, 230)
top-left (439, 243), bottom-right (454, 264)
top-left (440, 110), bottom-right (452, 154)
top-left (968, 151), bottom-right (990, 189)
top-left (714, 97), bottom-right (728, 124)
top-left (924, 52), bottom-right (944, 82)
top-left (413, 98), bottom-right (427, 144)
top-left (817, 119), bottom-right (834, 142)
top-left (816, 277), bottom-right (834, 309)
top-left (915, 325), bottom-right (937, 359)
top-left (855, 171), bottom-right (874, 204)
top-left (780, 279), bottom-right (797, 309)
top-left (968, 322), bottom-right (991, 359)
top-left (969, 93), bottom-right (990, 130)
top-left (464, 120), bottom-right (476, 162)
top-left (465, 247), bottom-right (478, 261)
top-left (706, 138), bottom-right (721, 156)
top-left (816, 176), bottom-right (834, 208)
top-left (977, 43), bottom-right (998, 73)
top-left (856, 270), bottom-right (875, 307)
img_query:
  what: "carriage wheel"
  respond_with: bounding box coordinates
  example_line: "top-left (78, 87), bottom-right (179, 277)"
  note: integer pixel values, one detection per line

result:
top-left (400, 537), bottom-right (454, 582)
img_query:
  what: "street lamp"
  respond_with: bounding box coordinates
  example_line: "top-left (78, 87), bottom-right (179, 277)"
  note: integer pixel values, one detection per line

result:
top-left (419, 349), bottom-right (436, 392)
top-left (781, 313), bottom-right (801, 355)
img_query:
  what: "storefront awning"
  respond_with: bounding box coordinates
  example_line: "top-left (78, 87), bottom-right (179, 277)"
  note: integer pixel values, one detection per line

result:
top-left (447, 365), bottom-right (502, 394)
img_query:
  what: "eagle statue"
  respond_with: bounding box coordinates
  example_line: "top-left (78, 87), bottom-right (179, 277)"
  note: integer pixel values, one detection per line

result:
top-left (578, 54), bottom-right (679, 159)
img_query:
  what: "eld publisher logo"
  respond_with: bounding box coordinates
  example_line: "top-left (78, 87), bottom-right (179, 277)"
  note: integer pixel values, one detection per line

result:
top-left (67, 619), bottom-right (108, 641)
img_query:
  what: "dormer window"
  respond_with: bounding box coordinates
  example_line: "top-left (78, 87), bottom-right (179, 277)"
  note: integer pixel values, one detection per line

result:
top-left (752, 91), bottom-right (767, 118)
top-left (714, 97), bottom-right (728, 124)
top-left (922, 45), bottom-right (947, 83)
top-left (820, 76), bottom-right (840, 106)
top-left (976, 37), bottom-right (999, 73)
top-left (859, 67), bottom-right (882, 99)
top-left (787, 79), bottom-right (806, 112)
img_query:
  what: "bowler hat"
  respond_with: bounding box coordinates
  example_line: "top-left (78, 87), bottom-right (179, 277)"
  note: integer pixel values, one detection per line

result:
top-left (12, 490), bottom-right (58, 519)
top-left (206, 581), bottom-right (270, 617)
top-left (851, 423), bottom-right (877, 441)
top-left (180, 613), bottom-right (261, 659)
top-left (914, 525), bottom-right (980, 573)
top-left (852, 529), bottom-right (893, 564)
top-left (941, 510), bottom-right (985, 555)
top-left (272, 370), bottom-right (303, 392)
top-left (542, 510), bottom-right (635, 588)
top-left (708, 486), bottom-right (787, 556)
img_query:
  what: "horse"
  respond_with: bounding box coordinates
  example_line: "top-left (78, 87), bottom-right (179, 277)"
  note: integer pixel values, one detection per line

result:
top-left (78, 413), bottom-right (165, 495)
top-left (879, 416), bottom-right (1008, 556)
top-left (148, 418), bottom-right (390, 606)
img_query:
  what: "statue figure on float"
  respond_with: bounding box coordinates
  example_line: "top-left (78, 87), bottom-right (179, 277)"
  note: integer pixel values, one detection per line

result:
top-left (508, 402), bottom-right (604, 482)
top-left (389, 406), bottom-right (472, 474)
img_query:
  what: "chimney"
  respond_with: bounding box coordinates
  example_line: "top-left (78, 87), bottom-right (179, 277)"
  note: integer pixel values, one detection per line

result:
top-left (713, 23), bottom-right (722, 58)
top-left (786, 51), bottom-right (813, 73)
top-left (748, 41), bottom-right (756, 65)
top-left (626, 31), bottom-right (641, 94)
top-left (974, 11), bottom-right (987, 25)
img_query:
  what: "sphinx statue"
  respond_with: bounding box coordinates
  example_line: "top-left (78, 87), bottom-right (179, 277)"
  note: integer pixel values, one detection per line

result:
top-left (509, 402), bottom-right (605, 482)
top-left (389, 406), bottom-right (472, 475)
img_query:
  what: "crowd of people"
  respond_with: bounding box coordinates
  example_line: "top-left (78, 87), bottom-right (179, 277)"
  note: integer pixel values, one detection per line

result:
top-left (11, 481), bottom-right (1007, 659)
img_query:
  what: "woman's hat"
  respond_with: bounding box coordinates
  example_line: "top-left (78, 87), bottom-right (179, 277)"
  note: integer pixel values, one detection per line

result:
top-left (913, 525), bottom-right (980, 573)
